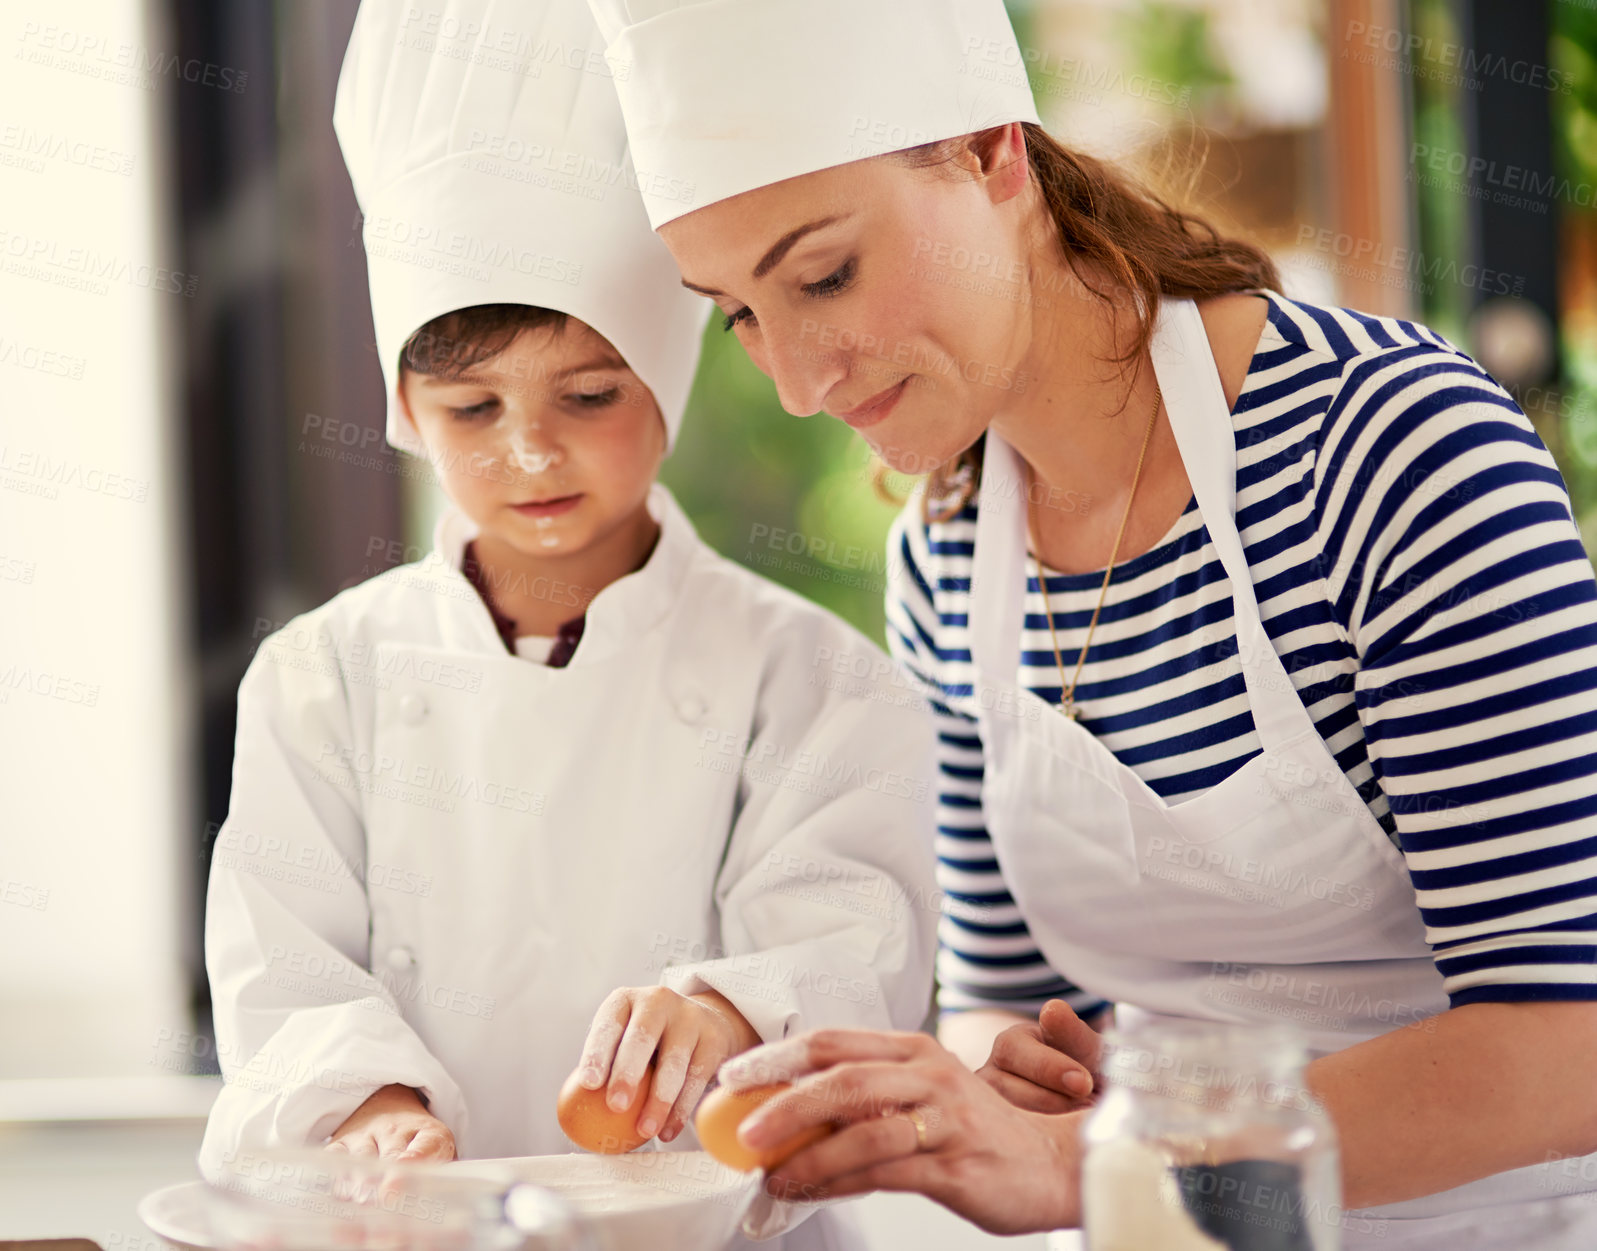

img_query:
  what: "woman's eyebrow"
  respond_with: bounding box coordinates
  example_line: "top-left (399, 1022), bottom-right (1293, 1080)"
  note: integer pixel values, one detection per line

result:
top-left (752, 214), bottom-right (846, 279)
top-left (679, 213), bottom-right (852, 296)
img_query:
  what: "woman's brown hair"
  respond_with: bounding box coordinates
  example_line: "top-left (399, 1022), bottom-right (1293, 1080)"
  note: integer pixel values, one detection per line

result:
top-left (893, 123), bottom-right (1279, 520)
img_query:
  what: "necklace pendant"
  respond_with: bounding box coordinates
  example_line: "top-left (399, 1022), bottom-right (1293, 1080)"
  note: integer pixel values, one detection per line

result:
top-left (1059, 699), bottom-right (1079, 721)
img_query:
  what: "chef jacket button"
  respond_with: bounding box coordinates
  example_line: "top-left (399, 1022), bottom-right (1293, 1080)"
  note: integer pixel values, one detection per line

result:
top-left (386, 946), bottom-right (416, 971)
top-left (399, 694), bottom-right (428, 725)
top-left (677, 695), bottom-right (706, 722)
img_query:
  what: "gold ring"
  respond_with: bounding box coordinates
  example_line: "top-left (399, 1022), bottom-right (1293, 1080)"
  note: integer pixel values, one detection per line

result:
top-left (905, 1106), bottom-right (930, 1152)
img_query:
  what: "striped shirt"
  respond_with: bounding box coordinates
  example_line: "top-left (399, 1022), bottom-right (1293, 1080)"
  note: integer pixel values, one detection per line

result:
top-left (886, 290), bottom-right (1597, 1017)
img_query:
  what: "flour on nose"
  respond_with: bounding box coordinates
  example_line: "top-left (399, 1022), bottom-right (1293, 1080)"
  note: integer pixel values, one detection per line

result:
top-left (508, 428), bottom-right (560, 475)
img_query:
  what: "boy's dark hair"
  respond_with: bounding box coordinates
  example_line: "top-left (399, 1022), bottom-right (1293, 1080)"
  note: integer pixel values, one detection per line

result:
top-left (399, 303), bottom-right (568, 380)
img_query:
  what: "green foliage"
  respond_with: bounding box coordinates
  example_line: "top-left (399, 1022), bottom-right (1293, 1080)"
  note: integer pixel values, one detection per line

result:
top-left (1119, 1), bottom-right (1233, 115)
top-left (1553, 0), bottom-right (1597, 193)
top-left (1406, 0), bottom-right (1471, 344)
top-left (1552, 0), bottom-right (1597, 540)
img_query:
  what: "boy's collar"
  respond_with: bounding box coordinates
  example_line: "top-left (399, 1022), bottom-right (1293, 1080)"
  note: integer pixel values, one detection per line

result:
top-left (429, 485), bottom-right (698, 662)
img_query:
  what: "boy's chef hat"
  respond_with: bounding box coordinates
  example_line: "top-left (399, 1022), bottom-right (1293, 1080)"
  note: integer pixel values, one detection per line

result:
top-left (584, 0), bottom-right (1042, 229)
top-left (335, 0), bottom-right (709, 454)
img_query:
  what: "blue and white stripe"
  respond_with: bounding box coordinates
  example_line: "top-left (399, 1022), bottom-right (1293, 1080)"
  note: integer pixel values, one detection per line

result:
top-left (886, 290), bottom-right (1597, 1016)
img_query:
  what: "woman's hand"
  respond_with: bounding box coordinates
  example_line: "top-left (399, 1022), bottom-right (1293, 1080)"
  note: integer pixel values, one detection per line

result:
top-left (571, 986), bottom-right (761, 1144)
top-left (976, 999), bottom-right (1104, 1114)
top-left (326, 1084), bottom-right (455, 1161)
top-left (720, 1028), bottom-right (1086, 1235)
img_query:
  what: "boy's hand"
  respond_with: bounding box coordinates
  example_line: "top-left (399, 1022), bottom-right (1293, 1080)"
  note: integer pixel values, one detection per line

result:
top-left (975, 1000), bottom-right (1104, 1114)
top-left (572, 986), bottom-right (761, 1144)
top-left (327, 1083), bottom-right (456, 1161)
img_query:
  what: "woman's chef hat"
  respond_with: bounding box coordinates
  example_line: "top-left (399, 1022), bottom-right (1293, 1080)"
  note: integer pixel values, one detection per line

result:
top-left (583, 0), bottom-right (1042, 229)
top-left (334, 0), bottom-right (709, 454)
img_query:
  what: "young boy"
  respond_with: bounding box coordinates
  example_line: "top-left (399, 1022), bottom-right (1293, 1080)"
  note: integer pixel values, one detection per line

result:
top-left (197, 2), bottom-right (936, 1244)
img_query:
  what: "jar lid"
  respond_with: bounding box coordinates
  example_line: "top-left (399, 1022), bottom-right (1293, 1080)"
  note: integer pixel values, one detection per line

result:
top-left (1102, 1019), bottom-right (1310, 1107)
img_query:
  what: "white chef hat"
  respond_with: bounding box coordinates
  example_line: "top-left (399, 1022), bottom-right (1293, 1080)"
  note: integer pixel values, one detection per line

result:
top-left (583, 0), bottom-right (1042, 229)
top-left (335, 0), bottom-right (709, 455)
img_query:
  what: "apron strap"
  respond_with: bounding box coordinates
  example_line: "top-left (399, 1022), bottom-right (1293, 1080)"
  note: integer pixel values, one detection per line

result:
top-left (968, 296), bottom-right (1310, 751)
top-left (969, 430), bottom-right (1028, 691)
top-left (1150, 297), bottom-right (1304, 748)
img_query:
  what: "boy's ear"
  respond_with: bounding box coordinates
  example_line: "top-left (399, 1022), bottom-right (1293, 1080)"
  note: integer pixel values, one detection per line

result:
top-left (391, 374), bottom-right (430, 455)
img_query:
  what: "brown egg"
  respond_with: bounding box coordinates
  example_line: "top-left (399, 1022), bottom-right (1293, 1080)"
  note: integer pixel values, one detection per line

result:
top-left (556, 1061), bottom-right (656, 1154)
top-left (694, 1082), bottom-right (835, 1172)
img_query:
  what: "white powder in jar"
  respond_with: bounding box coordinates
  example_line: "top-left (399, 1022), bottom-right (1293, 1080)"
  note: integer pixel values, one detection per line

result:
top-left (1082, 1138), bottom-right (1227, 1251)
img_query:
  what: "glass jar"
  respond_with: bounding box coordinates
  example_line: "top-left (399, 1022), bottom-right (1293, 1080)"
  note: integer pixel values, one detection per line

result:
top-left (1081, 1019), bottom-right (1341, 1251)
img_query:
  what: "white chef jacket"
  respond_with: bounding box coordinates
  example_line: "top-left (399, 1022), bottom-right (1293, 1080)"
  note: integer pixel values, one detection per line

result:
top-left (198, 484), bottom-right (938, 1246)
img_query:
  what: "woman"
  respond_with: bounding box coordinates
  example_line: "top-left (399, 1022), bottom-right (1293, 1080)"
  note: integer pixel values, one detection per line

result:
top-left (585, 0), bottom-right (1597, 1246)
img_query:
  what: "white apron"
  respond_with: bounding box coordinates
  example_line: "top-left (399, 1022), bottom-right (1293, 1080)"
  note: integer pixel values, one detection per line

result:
top-left (199, 487), bottom-right (938, 1251)
top-left (968, 298), bottom-right (1597, 1248)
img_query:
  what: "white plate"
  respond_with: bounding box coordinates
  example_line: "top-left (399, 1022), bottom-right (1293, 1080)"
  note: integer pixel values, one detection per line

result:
top-left (137, 1180), bottom-right (212, 1251)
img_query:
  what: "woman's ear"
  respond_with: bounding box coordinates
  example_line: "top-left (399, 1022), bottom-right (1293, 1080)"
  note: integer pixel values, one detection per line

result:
top-left (974, 122), bottom-right (1030, 206)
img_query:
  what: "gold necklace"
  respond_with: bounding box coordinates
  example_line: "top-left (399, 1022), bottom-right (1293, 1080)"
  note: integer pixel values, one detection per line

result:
top-left (1032, 382), bottom-right (1163, 720)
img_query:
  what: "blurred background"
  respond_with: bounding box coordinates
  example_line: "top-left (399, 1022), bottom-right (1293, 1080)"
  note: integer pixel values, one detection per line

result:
top-left (2, 0), bottom-right (1595, 1244)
